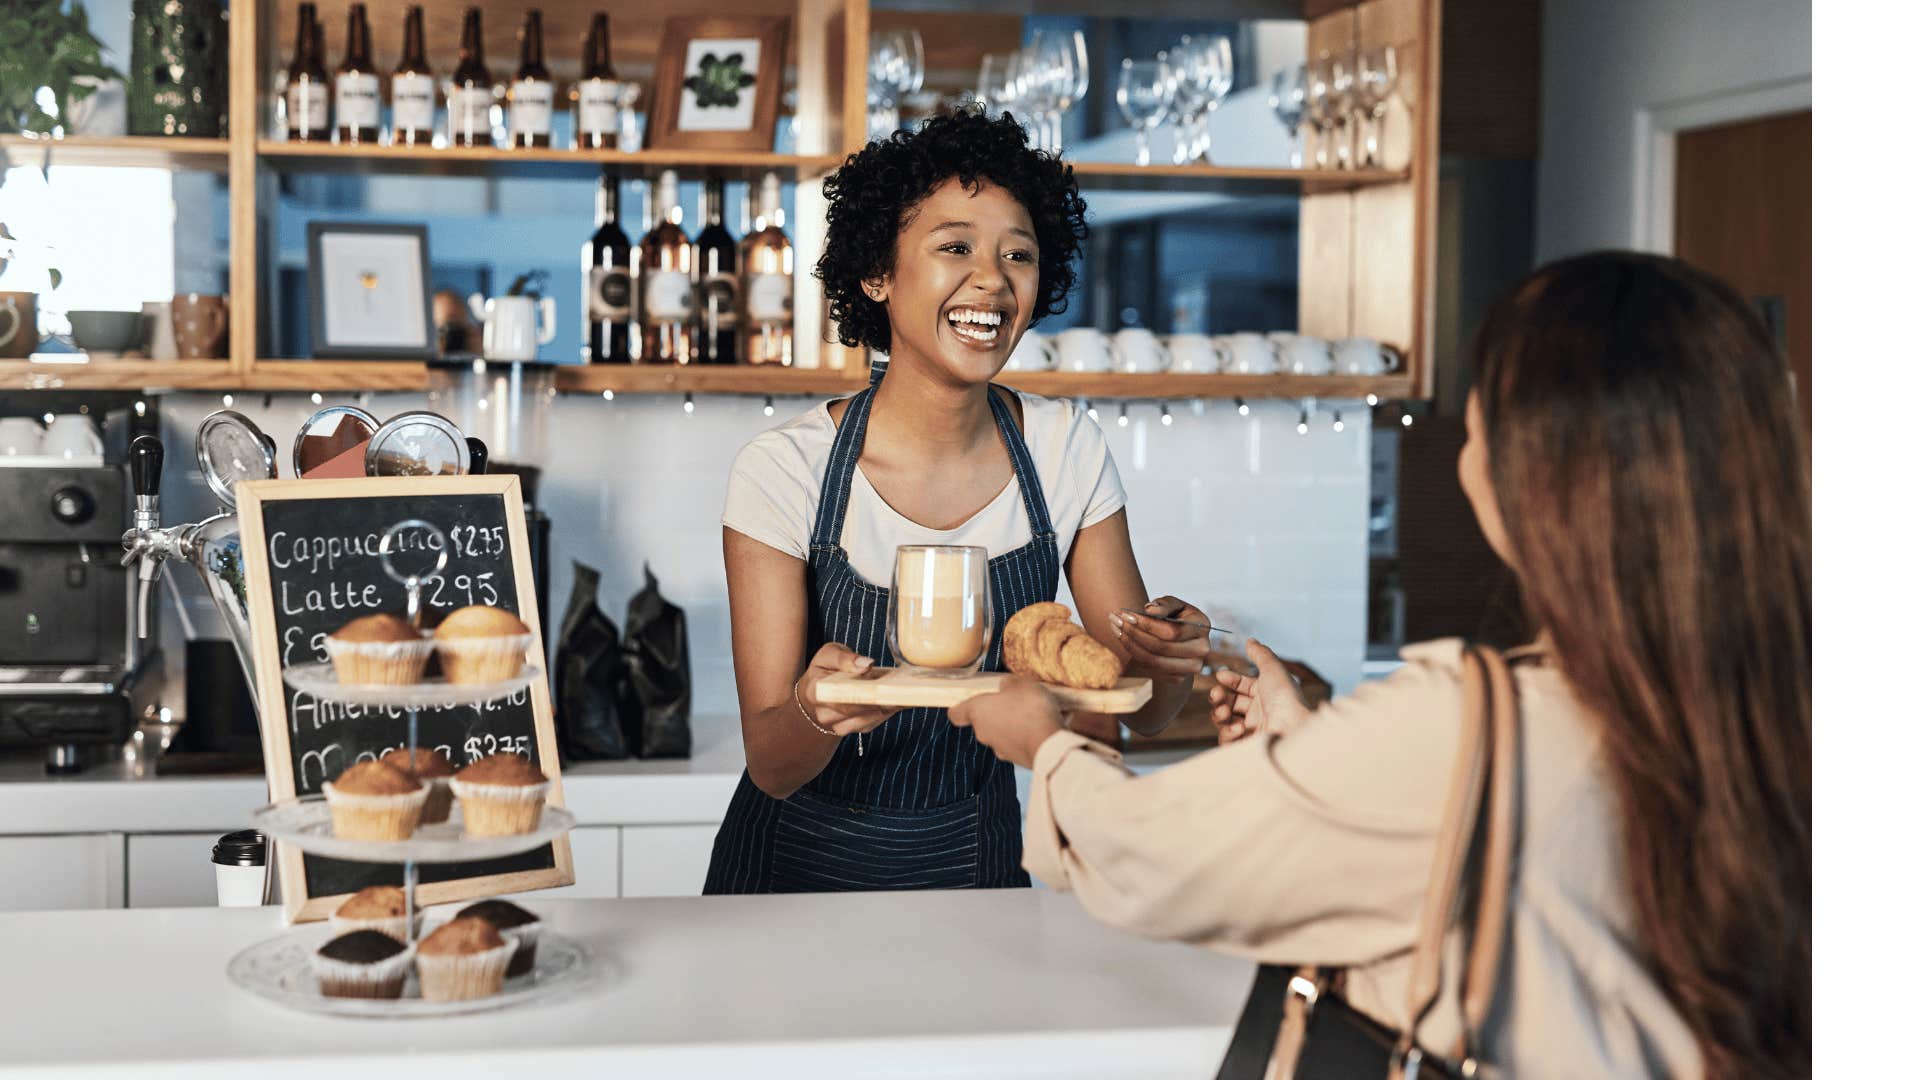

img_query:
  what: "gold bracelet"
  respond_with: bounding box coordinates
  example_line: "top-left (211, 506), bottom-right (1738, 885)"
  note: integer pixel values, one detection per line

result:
top-left (794, 681), bottom-right (837, 739)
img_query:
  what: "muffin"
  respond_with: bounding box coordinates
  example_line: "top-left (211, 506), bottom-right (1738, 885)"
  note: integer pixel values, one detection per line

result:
top-left (458, 899), bottom-right (542, 977)
top-left (380, 747), bottom-right (456, 825)
top-left (414, 916), bottom-right (515, 1002)
top-left (321, 760), bottom-right (427, 841)
top-left (327, 613), bottom-right (434, 685)
top-left (311, 929), bottom-right (412, 999)
top-left (449, 753), bottom-right (551, 837)
top-left (328, 885), bottom-right (422, 943)
top-left (431, 605), bottom-right (533, 685)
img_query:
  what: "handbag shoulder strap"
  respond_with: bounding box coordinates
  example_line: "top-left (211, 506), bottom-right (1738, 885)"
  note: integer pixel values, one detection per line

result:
top-left (1455, 644), bottom-right (1520, 1061)
top-left (1399, 644), bottom-right (1495, 1037)
top-left (1401, 644), bottom-right (1522, 1067)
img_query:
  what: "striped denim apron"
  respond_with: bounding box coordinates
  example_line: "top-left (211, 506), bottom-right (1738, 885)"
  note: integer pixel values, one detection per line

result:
top-left (704, 382), bottom-right (1057, 893)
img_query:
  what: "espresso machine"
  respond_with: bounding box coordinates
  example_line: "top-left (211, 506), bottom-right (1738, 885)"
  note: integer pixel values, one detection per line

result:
top-left (0, 403), bottom-right (163, 772)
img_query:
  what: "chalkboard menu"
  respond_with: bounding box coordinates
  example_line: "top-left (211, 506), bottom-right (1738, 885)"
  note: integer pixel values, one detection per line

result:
top-left (237, 476), bottom-right (573, 922)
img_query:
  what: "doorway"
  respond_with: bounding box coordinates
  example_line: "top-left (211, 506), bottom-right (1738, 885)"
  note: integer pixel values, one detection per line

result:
top-left (1672, 110), bottom-right (1811, 431)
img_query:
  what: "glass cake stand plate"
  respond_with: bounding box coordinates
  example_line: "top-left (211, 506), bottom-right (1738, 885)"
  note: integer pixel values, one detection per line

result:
top-left (229, 928), bottom-right (603, 1018)
top-left (252, 799), bottom-right (576, 864)
top-left (282, 662), bottom-right (541, 709)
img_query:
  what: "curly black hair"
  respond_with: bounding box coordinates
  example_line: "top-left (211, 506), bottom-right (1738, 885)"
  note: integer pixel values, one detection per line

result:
top-left (816, 106), bottom-right (1090, 354)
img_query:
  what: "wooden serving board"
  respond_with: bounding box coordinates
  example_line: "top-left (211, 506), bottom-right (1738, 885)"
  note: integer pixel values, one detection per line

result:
top-left (813, 668), bottom-right (1153, 714)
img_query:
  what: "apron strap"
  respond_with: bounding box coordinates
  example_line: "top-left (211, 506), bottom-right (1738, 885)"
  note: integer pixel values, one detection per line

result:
top-left (810, 387), bottom-right (876, 552)
top-left (987, 387), bottom-right (1056, 544)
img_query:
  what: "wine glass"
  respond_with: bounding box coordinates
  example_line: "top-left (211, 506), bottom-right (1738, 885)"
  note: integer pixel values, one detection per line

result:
top-left (1268, 64), bottom-right (1309, 168)
top-left (1355, 44), bottom-right (1399, 167)
top-left (977, 53), bottom-right (1017, 120)
top-left (1165, 41), bottom-right (1206, 164)
top-left (867, 29), bottom-right (924, 142)
top-left (1033, 28), bottom-right (1090, 156)
top-left (1012, 45), bottom-right (1055, 150)
top-left (1116, 56), bottom-right (1172, 166)
top-left (1305, 55), bottom-right (1340, 168)
top-left (1193, 34), bottom-right (1234, 162)
top-left (1329, 47), bottom-right (1358, 168)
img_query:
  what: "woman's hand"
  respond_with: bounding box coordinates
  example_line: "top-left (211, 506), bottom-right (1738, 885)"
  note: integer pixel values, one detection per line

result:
top-left (949, 677), bottom-right (1066, 770)
top-left (1106, 595), bottom-right (1213, 682)
top-left (1210, 639), bottom-right (1315, 744)
top-left (799, 643), bottom-right (901, 738)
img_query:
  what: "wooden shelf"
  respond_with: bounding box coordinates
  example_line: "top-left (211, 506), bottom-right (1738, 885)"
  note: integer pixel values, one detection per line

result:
top-left (245, 361), bottom-right (439, 390)
top-left (0, 135), bottom-right (229, 171)
top-left (995, 371), bottom-right (1416, 401)
top-left (0, 360), bottom-right (235, 391)
top-left (555, 364), bottom-right (869, 396)
top-left (257, 141), bottom-right (844, 179)
top-left (1066, 160), bottom-right (1408, 195)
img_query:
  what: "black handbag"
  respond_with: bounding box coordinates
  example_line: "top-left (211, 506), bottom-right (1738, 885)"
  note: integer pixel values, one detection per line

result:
top-left (1216, 644), bottom-right (1520, 1080)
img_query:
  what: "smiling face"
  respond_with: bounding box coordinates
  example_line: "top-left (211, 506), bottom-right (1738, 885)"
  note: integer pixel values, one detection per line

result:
top-left (865, 178), bottom-right (1041, 385)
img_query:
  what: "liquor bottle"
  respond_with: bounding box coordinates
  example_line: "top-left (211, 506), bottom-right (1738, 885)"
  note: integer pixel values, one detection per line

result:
top-left (334, 4), bottom-right (380, 145)
top-left (638, 170), bottom-right (694, 365)
top-left (448, 8), bottom-right (495, 148)
top-left (390, 6), bottom-right (435, 147)
top-left (283, 2), bottom-right (330, 142)
top-left (508, 10), bottom-right (553, 148)
top-left (693, 179), bottom-right (739, 364)
top-left (582, 171), bottom-right (633, 363)
top-left (739, 172), bottom-right (795, 366)
top-left (573, 13), bottom-right (621, 150)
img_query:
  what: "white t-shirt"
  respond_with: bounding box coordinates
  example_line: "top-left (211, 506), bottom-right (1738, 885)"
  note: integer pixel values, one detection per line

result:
top-left (722, 390), bottom-right (1127, 584)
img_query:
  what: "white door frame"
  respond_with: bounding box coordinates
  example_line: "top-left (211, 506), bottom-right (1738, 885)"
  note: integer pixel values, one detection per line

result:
top-left (1631, 76), bottom-right (1812, 254)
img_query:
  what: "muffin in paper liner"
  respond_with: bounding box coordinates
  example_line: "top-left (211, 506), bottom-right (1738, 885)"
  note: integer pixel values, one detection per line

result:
top-left (321, 782), bottom-right (428, 841)
top-left (415, 938), bottom-right (517, 1002)
top-left (419, 777), bottom-right (455, 825)
top-left (496, 920), bottom-right (543, 978)
top-left (449, 777), bottom-right (551, 837)
top-left (327, 636), bottom-right (436, 686)
top-left (434, 632), bottom-right (534, 685)
top-left (311, 937), bottom-right (413, 999)
top-left (328, 907), bottom-right (425, 944)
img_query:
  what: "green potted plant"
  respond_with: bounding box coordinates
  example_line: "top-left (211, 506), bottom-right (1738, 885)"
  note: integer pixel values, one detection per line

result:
top-left (0, 1), bottom-right (123, 135)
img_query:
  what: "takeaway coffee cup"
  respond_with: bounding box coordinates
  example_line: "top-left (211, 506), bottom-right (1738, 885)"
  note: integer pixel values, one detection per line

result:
top-left (211, 829), bottom-right (270, 907)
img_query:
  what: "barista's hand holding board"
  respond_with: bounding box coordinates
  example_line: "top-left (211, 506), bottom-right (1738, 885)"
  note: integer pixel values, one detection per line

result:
top-left (703, 110), bottom-right (1209, 895)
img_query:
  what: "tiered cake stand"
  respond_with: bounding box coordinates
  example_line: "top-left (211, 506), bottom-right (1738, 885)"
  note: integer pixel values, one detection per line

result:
top-left (227, 521), bottom-right (601, 1017)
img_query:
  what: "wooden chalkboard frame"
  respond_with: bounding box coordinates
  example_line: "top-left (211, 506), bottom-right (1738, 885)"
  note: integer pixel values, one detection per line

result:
top-left (236, 475), bottom-right (574, 922)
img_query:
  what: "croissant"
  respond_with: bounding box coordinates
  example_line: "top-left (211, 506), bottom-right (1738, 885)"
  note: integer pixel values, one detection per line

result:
top-left (1003, 602), bottom-right (1124, 690)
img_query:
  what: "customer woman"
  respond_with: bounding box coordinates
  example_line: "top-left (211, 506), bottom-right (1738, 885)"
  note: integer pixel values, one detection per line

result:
top-left (952, 252), bottom-right (1811, 1077)
top-left (704, 108), bottom-right (1209, 894)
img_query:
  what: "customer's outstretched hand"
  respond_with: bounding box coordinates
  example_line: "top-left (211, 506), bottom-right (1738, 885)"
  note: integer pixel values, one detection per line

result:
top-left (1210, 639), bottom-right (1316, 744)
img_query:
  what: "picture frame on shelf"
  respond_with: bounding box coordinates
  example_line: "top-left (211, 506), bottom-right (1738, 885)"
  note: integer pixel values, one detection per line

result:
top-left (646, 16), bottom-right (789, 152)
top-left (306, 222), bottom-right (435, 360)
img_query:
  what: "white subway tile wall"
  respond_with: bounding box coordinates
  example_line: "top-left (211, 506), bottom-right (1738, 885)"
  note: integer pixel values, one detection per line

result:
top-left (154, 390), bottom-right (1372, 719)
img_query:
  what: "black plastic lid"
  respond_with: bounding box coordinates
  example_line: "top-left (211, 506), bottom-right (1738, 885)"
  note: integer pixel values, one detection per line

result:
top-left (212, 829), bottom-right (268, 866)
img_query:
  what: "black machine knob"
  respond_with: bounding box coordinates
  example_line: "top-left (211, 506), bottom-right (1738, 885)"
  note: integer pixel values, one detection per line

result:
top-left (129, 434), bottom-right (164, 498)
top-left (50, 485), bottom-right (95, 525)
top-left (466, 436), bottom-right (489, 476)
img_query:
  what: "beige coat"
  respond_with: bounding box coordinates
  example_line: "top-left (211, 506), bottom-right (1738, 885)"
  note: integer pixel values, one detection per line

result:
top-left (1023, 639), bottom-right (1702, 1078)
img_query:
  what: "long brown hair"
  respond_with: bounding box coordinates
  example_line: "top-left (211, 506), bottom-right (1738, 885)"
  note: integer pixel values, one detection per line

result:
top-left (1472, 252), bottom-right (1810, 1076)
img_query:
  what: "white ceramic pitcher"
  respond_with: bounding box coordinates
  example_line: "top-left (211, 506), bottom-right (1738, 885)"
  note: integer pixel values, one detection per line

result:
top-left (468, 293), bottom-right (557, 361)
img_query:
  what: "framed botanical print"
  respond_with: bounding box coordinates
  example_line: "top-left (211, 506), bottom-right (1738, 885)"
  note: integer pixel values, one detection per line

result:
top-left (646, 16), bottom-right (789, 152)
top-left (306, 222), bottom-right (436, 360)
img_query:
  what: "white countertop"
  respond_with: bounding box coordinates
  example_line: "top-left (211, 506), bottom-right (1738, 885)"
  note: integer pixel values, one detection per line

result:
top-left (0, 715), bottom-right (750, 834)
top-left (0, 890), bottom-right (1249, 1079)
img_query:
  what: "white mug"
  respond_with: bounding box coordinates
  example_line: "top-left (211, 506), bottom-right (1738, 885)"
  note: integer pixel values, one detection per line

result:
top-left (1166, 333), bottom-right (1227, 374)
top-left (1112, 328), bottom-right (1170, 374)
top-left (1005, 332), bottom-right (1056, 372)
top-left (43, 414), bottom-right (104, 460)
top-left (1220, 332), bottom-right (1280, 375)
top-left (1053, 328), bottom-right (1115, 373)
top-left (0, 416), bottom-right (44, 456)
top-left (468, 293), bottom-right (558, 362)
top-left (1334, 337), bottom-right (1401, 376)
top-left (1281, 335), bottom-right (1335, 376)
top-left (141, 300), bottom-right (177, 360)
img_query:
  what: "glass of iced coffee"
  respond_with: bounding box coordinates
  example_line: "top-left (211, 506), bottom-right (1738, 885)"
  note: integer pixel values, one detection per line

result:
top-left (889, 545), bottom-right (993, 676)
